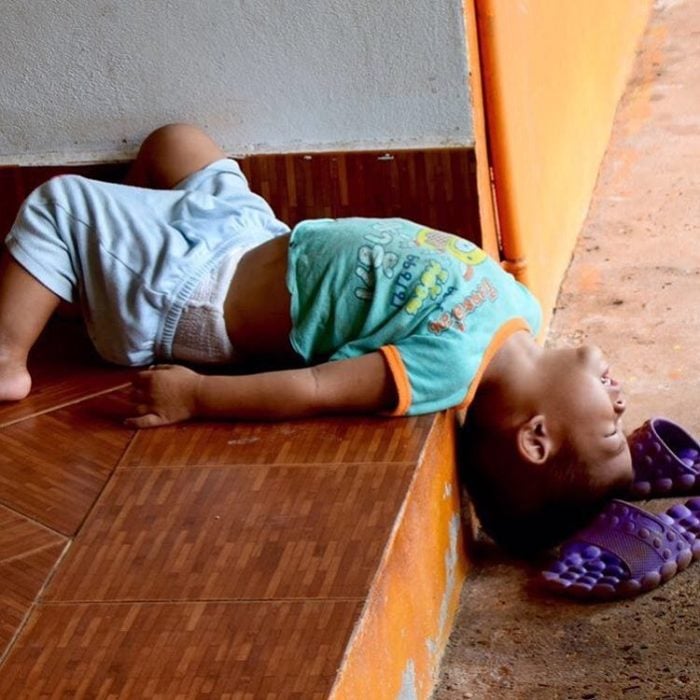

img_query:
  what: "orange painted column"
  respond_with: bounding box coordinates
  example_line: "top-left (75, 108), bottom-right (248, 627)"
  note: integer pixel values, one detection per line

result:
top-left (474, 0), bottom-right (652, 326)
top-left (463, 0), bottom-right (500, 260)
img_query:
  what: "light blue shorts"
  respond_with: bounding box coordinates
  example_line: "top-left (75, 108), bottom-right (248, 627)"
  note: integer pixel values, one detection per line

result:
top-left (6, 159), bottom-right (289, 366)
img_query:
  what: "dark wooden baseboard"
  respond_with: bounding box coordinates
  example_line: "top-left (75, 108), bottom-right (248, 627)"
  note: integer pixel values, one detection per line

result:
top-left (0, 148), bottom-right (480, 245)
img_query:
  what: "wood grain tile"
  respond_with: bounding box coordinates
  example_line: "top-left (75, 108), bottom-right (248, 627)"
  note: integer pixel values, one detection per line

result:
top-left (0, 167), bottom-right (23, 245)
top-left (0, 318), bottom-right (135, 428)
top-left (1, 150), bottom-right (480, 245)
top-left (0, 506), bottom-right (67, 658)
top-left (0, 600), bottom-right (361, 699)
top-left (0, 163), bottom-right (129, 245)
top-left (45, 462), bottom-right (413, 602)
top-left (0, 390), bottom-right (135, 536)
top-left (122, 414), bottom-right (434, 468)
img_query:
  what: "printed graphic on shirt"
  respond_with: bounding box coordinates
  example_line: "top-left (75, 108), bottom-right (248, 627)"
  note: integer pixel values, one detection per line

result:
top-left (404, 260), bottom-right (449, 315)
top-left (427, 278), bottom-right (499, 335)
top-left (353, 220), bottom-right (497, 332)
top-left (415, 227), bottom-right (488, 268)
top-left (353, 225), bottom-right (404, 300)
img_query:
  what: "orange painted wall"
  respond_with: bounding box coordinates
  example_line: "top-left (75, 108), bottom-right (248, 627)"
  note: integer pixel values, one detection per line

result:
top-left (475, 0), bottom-right (652, 324)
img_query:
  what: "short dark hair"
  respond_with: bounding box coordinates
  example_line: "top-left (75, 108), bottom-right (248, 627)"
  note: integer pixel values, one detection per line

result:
top-left (457, 416), bottom-right (615, 555)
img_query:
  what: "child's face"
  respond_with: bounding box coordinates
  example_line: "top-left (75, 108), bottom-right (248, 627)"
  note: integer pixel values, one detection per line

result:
top-left (537, 344), bottom-right (633, 490)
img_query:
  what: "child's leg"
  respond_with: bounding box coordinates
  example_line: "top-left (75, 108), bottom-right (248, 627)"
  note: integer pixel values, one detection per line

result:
top-left (0, 254), bottom-right (60, 400)
top-left (124, 124), bottom-right (227, 190)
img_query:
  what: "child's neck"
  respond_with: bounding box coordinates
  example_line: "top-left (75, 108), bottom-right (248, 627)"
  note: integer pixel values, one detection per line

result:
top-left (470, 330), bottom-right (542, 426)
top-left (481, 330), bottom-right (541, 388)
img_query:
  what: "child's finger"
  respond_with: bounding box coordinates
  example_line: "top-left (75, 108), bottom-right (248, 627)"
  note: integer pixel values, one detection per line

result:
top-left (128, 385), bottom-right (147, 402)
top-left (131, 402), bottom-right (151, 416)
top-left (124, 413), bottom-right (167, 429)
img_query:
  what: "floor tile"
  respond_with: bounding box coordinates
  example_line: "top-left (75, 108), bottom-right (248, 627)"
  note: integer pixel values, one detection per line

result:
top-left (0, 600), bottom-right (361, 699)
top-left (0, 391), bottom-right (135, 536)
top-left (0, 319), bottom-right (134, 428)
top-left (0, 506), bottom-right (67, 658)
top-left (122, 414), bottom-right (434, 468)
top-left (45, 462), bottom-right (413, 602)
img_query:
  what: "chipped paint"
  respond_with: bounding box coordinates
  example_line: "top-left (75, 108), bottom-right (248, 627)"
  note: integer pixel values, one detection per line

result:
top-left (425, 511), bottom-right (461, 687)
top-left (440, 515), bottom-right (460, 636)
top-left (397, 660), bottom-right (418, 700)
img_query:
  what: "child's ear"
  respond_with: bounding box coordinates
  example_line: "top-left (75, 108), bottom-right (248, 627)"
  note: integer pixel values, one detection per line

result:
top-left (517, 415), bottom-right (552, 465)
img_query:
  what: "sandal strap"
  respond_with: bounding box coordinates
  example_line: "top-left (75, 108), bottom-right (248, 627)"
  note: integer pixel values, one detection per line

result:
top-left (568, 500), bottom-right (689, 579)
top-left (629, 417), bottom-right (700, 495)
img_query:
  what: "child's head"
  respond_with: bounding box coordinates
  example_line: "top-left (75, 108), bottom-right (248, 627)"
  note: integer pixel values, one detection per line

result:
top-left (459, 342), bottom-right (634, 554)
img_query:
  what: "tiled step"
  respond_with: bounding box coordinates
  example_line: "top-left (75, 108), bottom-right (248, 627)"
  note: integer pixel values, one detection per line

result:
top-left (0, 323), bottom-right (467, 698)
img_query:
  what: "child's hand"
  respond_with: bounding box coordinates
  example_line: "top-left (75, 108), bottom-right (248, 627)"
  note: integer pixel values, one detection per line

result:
top-left (125, 364), bottom-right (201, 428)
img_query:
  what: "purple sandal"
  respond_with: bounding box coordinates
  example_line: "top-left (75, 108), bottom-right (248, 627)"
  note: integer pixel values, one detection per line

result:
top-left (627, 417), bottom-right (700, 498)
top-left (541, 498), bottom-right (700, 600)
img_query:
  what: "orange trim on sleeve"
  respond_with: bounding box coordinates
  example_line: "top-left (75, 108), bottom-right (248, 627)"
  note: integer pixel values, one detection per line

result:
top-left (458, 318), bottom-right (530, 410)
top-left (379, 345), bottom-right (412, 416)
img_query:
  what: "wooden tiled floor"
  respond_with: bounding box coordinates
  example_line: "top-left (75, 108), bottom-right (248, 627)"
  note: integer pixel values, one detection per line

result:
top-left (0, 601), bottom-right (365, 698)
top-left (0, 319), bottom-right (464, 698)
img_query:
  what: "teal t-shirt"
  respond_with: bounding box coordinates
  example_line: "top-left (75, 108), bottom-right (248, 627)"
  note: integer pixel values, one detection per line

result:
top-left (286, 218), bottom-right (541, 415)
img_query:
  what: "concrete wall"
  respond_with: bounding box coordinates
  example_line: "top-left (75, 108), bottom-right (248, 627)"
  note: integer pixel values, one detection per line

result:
top-left (0, 0), bottom-right (473, 165)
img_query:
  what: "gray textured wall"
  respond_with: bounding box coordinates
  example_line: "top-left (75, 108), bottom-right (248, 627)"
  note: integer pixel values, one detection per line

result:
top-left (0, 0), bottom-right (474, 164)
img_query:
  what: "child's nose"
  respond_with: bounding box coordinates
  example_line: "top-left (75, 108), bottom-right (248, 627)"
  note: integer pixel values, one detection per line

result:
top-left (613, 396), bottom-right (626, 415)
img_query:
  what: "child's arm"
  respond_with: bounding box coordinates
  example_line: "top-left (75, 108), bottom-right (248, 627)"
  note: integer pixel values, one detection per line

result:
top-left (125, 351), bottom-right (397, 428)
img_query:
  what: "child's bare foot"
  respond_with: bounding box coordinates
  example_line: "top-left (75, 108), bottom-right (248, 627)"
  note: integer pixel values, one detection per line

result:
top-left (0, 359), bottom-right (31, 401)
